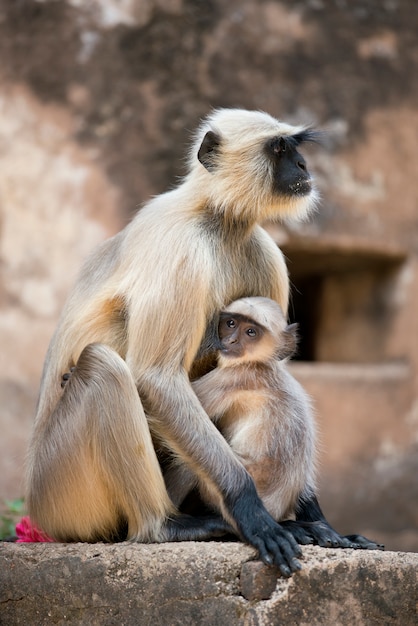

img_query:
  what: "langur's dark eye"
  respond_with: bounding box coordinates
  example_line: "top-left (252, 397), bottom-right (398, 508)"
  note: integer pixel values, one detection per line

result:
top-left (226, 319), bottom-right (236, 328)
top-left (246, 328), bottom-right (257, 337)
top-left (268, 137), bottom-right (286, 155)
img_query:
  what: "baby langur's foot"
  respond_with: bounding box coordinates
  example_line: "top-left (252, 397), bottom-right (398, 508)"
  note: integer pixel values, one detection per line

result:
top-left (61, 366), bottom-right (76, 388)
top-left (281, 520), bottom-right (384, 551)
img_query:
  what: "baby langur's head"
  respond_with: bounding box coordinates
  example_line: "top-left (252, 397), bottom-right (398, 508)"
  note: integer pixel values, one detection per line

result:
top-left (218, 297), bottom-right (298, 366)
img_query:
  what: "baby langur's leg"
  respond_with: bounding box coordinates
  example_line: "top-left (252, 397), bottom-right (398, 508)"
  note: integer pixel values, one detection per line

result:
top-left (165, 463), bottom-right (198, 509)
top-left (163, 462), bottom-right (234, 539)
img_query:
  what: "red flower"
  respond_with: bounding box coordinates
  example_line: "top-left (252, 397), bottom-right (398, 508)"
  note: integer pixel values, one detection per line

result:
top-left (15, 516), bottom-right (54, 543)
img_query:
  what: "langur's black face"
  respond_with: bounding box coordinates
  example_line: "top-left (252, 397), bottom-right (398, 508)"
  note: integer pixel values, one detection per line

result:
top-left (197, 121), bottom-right (320, 208)
top-left (264, 131), bottom-right (315, 198)
top-left (218, 313), bottom-right (264, 359)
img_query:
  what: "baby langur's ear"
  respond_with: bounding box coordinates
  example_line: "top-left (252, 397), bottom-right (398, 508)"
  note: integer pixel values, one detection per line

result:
top-left (277, 322), bottom-right (299, 360)
top-left (286, 322), bottom-right (299, 336)
top-left (198, 130), bottom-right (221, 171)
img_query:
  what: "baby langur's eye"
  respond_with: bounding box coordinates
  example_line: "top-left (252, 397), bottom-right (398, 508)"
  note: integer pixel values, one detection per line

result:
top-left (226, 319), bottom-right (236, 328)
top-left (246, 328), bottom-right (257, 337)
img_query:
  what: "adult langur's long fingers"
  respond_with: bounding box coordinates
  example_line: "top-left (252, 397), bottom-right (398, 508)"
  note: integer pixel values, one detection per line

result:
top-left (280, 528), bottom-right (303, 558)
top-left (276, 536), bottom-right (303, 573)
top-left (263, 536), bottom-right (299, 577)
top-left (249, 535), bottom-right (274, 566)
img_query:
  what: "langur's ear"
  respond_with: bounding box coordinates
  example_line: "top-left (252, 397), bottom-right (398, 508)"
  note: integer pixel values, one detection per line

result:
top-left (286, 322), bottom-right (299, 338)
top-left (198, 130), bottom-right (221, 171)
top-left (279, 323), bottom-right (299, 360)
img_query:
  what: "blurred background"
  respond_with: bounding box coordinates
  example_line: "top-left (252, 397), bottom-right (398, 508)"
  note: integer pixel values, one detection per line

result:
top-left (0, 0), bottom-right (417, 551)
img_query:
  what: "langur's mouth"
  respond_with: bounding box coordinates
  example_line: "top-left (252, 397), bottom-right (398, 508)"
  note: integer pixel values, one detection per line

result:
top-left (220, 347), bottom-right (241, 357)
top-left (289, 178), bottom-right (312, 195)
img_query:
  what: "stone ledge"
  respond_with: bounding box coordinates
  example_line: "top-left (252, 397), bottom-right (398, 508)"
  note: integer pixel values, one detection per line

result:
top-left (1, 541), bottom-right (417, 625)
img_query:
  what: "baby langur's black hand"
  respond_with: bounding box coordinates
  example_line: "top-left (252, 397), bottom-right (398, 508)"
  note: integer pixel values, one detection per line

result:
top-left (61, 367), bottom-right (76, 388)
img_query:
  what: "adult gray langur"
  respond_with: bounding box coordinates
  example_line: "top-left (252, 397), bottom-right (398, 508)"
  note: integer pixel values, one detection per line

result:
top-left (26, 108), bottom-right (379, 578)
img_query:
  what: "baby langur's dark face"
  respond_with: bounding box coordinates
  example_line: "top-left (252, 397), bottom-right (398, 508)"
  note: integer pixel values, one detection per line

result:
top-left (218, 313), bottom-right (263, 359)
top-left (218, 313), bottom-right (298, 363)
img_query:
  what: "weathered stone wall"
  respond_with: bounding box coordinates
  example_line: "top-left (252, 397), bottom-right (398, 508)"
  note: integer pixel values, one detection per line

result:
top-left (0, 1), bottom-right (417, 550)
top-left (1, 542), bottom-right (417, 625)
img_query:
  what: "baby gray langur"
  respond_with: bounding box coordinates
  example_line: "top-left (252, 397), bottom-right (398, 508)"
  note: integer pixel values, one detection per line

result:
top-left (167, 297), bottom-right (383, 552)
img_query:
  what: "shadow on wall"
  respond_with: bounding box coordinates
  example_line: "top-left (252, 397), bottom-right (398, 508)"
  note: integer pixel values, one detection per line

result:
top-left (282, 238), bottom-right (406, 363)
